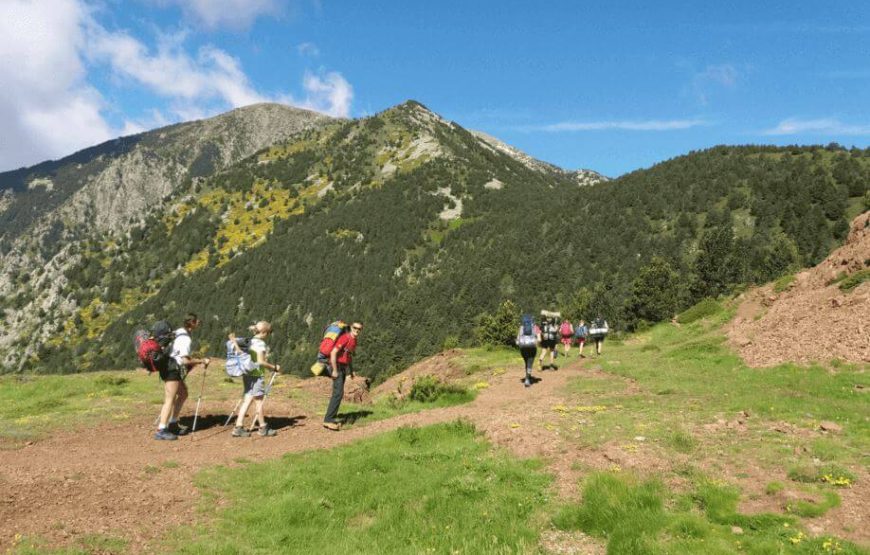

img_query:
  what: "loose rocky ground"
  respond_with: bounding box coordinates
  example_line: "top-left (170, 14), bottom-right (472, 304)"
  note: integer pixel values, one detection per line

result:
top-left (729, 212), bottom-right (870, 366)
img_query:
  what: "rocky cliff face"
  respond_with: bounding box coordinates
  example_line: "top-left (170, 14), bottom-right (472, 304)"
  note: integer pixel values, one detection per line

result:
top-left (0, 103), bottom-right (332, 369)
top-left (471, 130), bottom-right (607, 185)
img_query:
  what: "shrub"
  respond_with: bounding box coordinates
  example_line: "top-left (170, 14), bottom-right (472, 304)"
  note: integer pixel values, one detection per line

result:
top-left (837, 269), bottom-right (870, 292)
top-left (409, 375), bottom-right (471, 404)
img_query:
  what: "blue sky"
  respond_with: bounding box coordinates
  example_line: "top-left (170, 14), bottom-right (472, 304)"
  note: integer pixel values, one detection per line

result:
top-left (2, 0), bottom-right (868, 176)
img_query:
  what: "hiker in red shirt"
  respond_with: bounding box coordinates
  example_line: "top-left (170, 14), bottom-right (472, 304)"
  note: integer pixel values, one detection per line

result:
top-left (323, 322), bottom-right (363, 431)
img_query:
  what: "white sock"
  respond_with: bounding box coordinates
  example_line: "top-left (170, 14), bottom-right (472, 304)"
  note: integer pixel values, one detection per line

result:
top-left (169, 418), bottom-right (178, 425)
top-left (158, 424), bottom-right (166, 431)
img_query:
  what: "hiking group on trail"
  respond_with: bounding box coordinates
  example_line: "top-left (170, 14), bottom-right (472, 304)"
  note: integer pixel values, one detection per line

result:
top-left (136, 315), bottom-right (363, 441)
top-left (135, 307), bottom-right (602, 441)
top-left (515, 310), bottom-right (608, 388)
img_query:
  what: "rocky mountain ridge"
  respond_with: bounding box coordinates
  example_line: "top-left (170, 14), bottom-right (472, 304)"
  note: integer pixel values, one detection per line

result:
top-left (0, 103), bottom-right (332, 369)
top-left (1, 100), bottom-right (866, 377)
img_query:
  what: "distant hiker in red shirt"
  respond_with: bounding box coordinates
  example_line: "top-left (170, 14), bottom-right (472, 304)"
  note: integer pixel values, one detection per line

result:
top-left (323, 322), bottom-right (363, 431)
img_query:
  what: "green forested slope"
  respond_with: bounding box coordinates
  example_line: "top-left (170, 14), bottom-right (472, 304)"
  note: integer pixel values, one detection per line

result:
top-left (20, 102), bottom-right (870, 380)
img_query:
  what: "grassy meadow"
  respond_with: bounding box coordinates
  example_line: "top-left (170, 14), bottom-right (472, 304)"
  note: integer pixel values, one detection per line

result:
top-left (4, 299), bottom-right (869, 554)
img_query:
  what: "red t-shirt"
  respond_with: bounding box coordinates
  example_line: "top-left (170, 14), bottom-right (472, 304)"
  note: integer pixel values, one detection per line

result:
top-left (333, 333), bottom-right (357, 365)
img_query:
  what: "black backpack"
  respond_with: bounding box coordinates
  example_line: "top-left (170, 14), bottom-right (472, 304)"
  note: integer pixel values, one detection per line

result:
top-left (541, 321), bottom-right (558, 342)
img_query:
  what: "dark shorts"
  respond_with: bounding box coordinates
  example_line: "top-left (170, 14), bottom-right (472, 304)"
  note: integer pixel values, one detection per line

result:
top-left (575, 337), bottom-right (586, 345)
top-left (541, 340), bottom-right (557, 350)
top-left (159, 360), bottom-right (186, 382)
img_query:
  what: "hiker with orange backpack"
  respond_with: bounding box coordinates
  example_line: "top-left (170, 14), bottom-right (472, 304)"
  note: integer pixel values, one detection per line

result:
top-left (323, 322), bottom-right (363, 431)
top-left (155, 314), bottom-right (210, 441)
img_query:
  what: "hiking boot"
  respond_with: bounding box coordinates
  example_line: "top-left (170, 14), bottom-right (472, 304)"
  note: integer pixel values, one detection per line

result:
top-left (323, 422), bottom-right (340, 431)
top-left (258, 425), bottom-right (277, 437)
top-left (231, 426), bottom-right (251, 437)
top-left (169, 423), bottom-right (190, 436)
top-left (154, 430), bottom-right (178, 441)
top-left (524, 377), bottom-right (531, 388)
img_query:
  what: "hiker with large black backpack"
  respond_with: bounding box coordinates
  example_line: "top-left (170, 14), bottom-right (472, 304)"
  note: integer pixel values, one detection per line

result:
top-left (155, 314), bottom-right (210, 441)
top-left (230, 321), bottom-right (281, 438)
top-left (516, 314), bottom-right (539, 388)
top-left (538, 312), bottom-right (560, 370)
top-left (589, 315), bottom-right (609, 356)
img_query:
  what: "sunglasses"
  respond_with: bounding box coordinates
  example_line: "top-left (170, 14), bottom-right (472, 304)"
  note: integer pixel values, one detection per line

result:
top-left (352, 326), bottom-right (363, 331)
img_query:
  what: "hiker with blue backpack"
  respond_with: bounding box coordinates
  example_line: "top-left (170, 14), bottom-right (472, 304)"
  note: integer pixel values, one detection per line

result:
top-left (516, 314), bottom-right (539, 387)
top-left (228, 321), bottom-right (281, 437)
top-left (574, 319), bottom-right (589, 358)
top-left (154, 314), bottom-right (210, 441)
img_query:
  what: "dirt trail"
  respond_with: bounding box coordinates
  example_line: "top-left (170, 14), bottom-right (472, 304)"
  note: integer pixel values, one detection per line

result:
top-left (0, 356), bottom-right (604, 553)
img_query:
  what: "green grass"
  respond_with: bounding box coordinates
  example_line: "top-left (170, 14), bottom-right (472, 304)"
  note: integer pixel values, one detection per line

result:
top-left (676, 297), bottom-right (724, 324)
top-left (10, 532), bottom-right (128, 554)
top-left (837, 269), bottom-right (870, 292)
top-left (340, 381), bottom-right (477, 428)
top-left (773, 273), bottom-right (796, 293)
top-left (555, 301), bottom-right (868, 550)
top-left (0, 371), bottom-right (157, 445)
top-left (172, 420), bottom-right (552, 554)
top-left (554, 471), bottom-right (865, 554)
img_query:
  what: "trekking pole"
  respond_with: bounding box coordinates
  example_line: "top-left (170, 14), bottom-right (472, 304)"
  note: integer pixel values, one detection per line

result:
top-left (224, 397), bottom-right (243, 427)
top-left (249, 368), bottom-right (279, 432)
top-left (191, 360), bottom-right (210, 436)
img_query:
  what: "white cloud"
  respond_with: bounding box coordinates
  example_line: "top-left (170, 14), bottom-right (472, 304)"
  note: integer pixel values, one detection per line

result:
top-left (763, 118), bottom-right (870, 136)
top-left (0, 0), bottom-right (117, 169)
top-left (528, 119), bottom-right (709, 132)
top-left (0, 0), bottom-right (353, 170)
top-left (691, 63), bottom-right (740, 105)
top-left (297, 41), bottom-right (320, 57)
top-left (156, 0), bottom-right (282, 31)
top-left (296, 71), bottom-right (353, 118)
top-left (87, 27), bottom-right (267, 108)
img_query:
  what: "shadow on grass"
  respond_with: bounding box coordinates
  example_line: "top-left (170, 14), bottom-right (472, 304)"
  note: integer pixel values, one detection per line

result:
top-left (338, 410), bottom-right (374, 426)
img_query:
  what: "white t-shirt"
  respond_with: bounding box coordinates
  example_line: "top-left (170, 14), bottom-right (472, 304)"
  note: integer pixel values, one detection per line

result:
top-left (249, 337), bottom-right (268, 359)
top-left (171, 328), bottom-right (192, 366)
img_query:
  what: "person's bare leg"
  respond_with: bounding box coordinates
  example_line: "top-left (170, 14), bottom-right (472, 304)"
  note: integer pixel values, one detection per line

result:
top-left (253, 398), bottom-right (266, 429)
top-left (236, 395), bottom-right (255, 429)
top-left (159, 381), bottom-right (180, 428)
top-left (170, 381), bottom-right (188, 421)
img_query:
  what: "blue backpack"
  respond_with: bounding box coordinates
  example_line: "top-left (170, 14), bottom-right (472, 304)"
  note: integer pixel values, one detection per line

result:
top-left (225, 337), bottom-right (256, 377)
top-left (517, 314), bottom-right (537, 347)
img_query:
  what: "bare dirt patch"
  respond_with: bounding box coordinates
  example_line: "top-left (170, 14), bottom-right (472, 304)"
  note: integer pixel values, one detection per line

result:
top-left (728, 212), bottom-right (870, 366)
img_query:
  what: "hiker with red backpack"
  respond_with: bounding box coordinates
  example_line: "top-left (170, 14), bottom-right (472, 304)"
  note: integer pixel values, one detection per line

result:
top-left (559, 319), bottom-right (575, 357)
top-left (155, 314), bottom-right (210, 441)
top-left (323, 321), bottom-right (363, 431)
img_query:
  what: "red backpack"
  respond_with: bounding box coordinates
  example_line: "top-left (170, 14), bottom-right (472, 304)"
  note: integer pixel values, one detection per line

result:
top-left (318, 320), bottom-right (349, 357)
top-left (132, 321), bottom-right (175, 373)
top-left (560, 321), bottom-right (573, 337)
